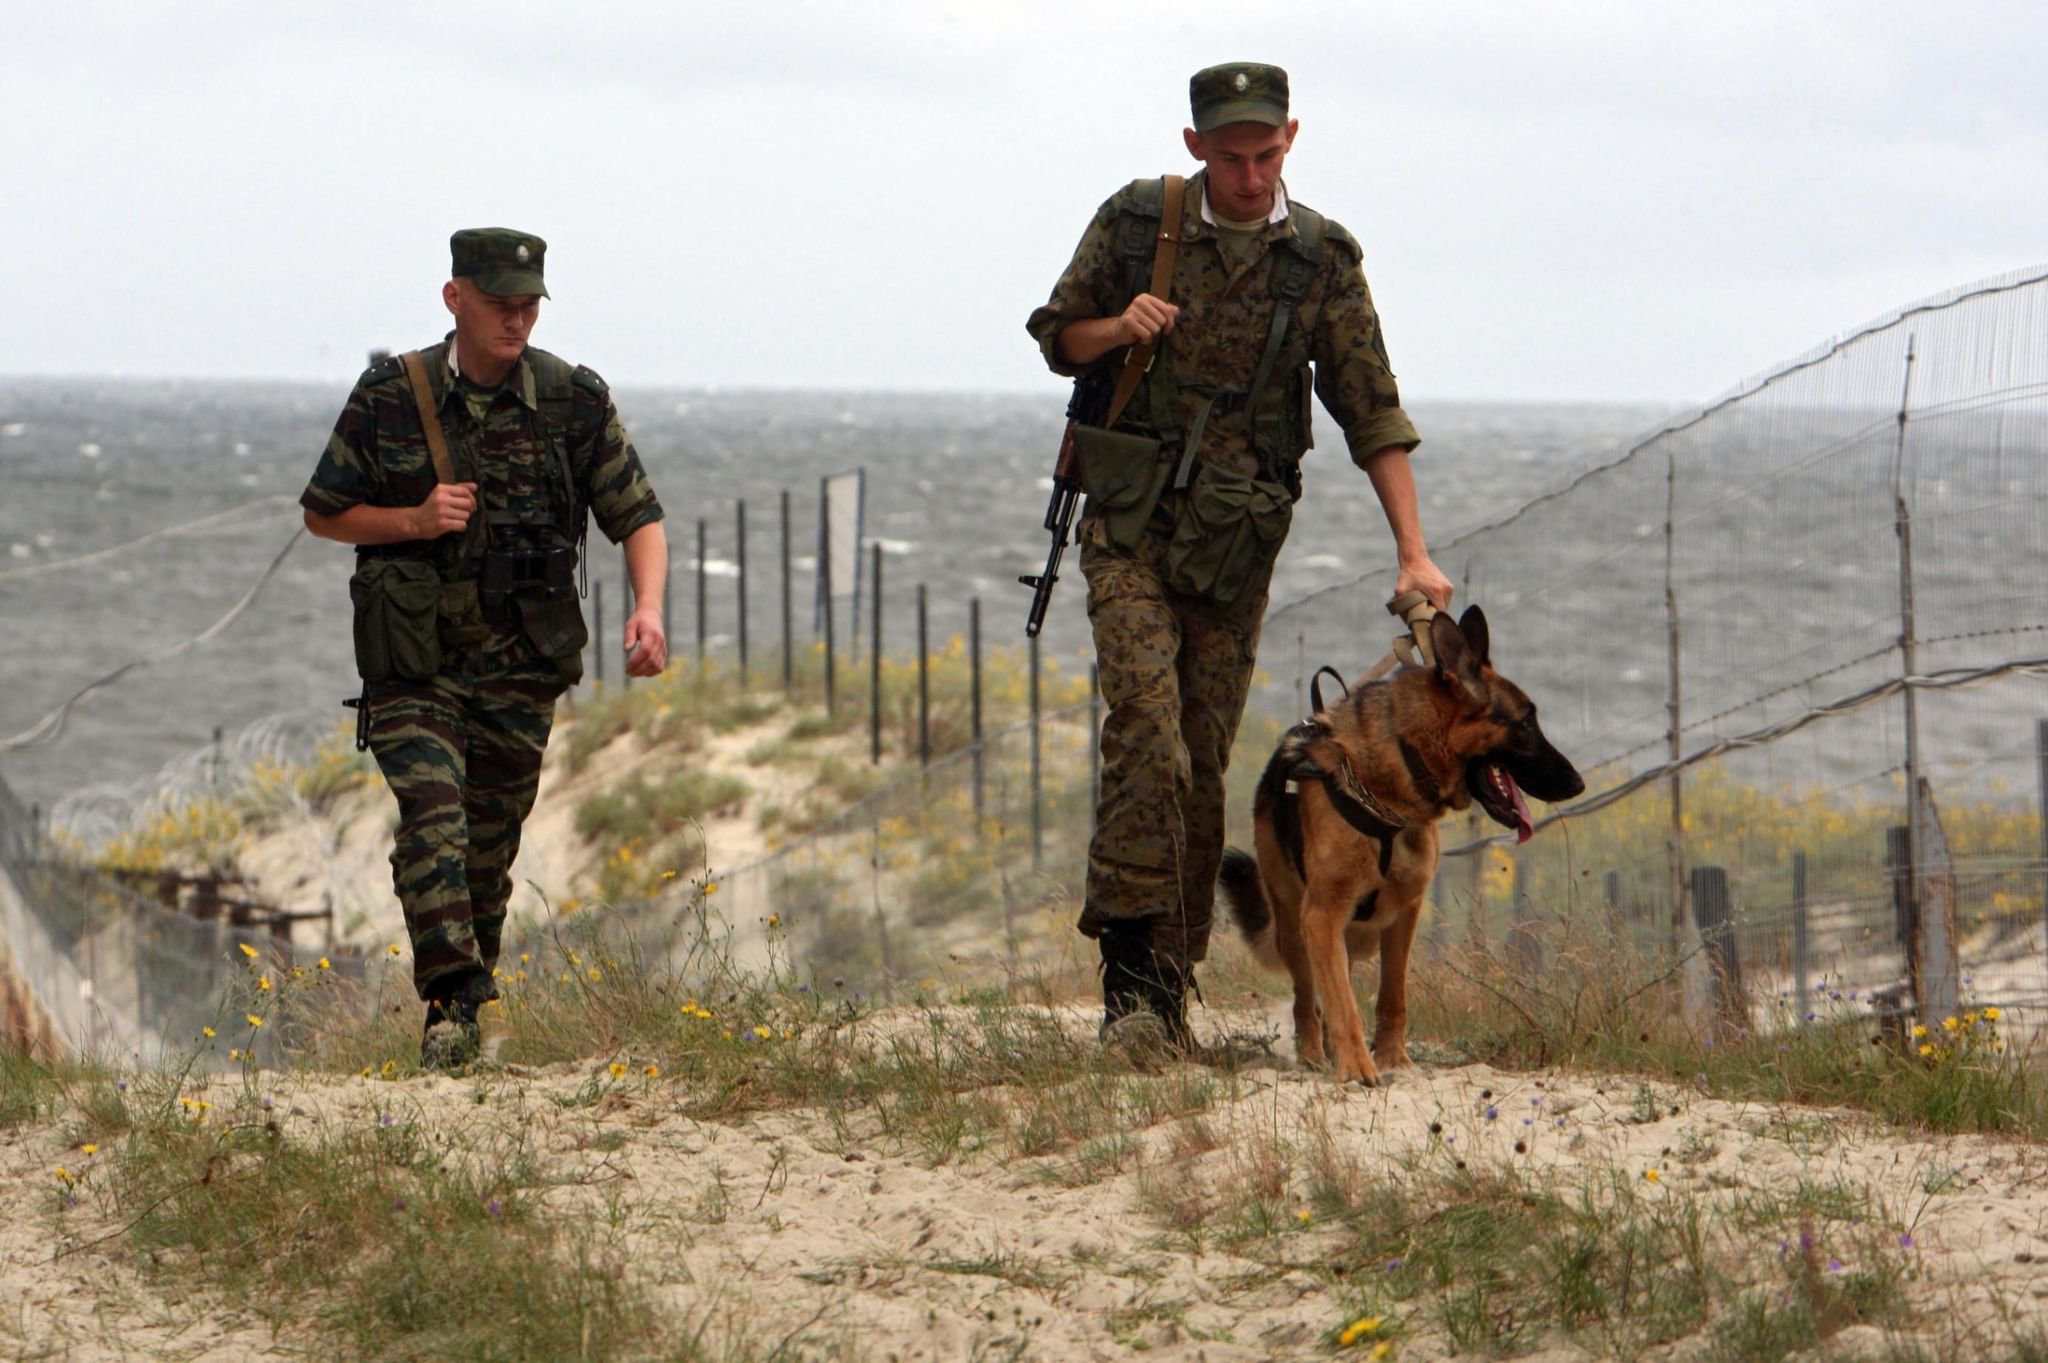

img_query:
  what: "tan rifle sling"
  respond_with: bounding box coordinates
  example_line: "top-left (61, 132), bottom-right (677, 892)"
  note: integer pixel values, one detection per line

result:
top-left (397, 350), bottom-right (457, 485)
top-left (1101, 173), bottom-right (1185, 429)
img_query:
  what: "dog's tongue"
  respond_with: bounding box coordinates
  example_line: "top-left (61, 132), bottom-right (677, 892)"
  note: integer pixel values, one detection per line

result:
top-left (1490, 763), bottom-right (1535, 843)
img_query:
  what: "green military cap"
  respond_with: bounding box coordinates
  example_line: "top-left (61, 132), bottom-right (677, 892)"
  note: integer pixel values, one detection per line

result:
top-left (1189, 62), bottom-right (1289, 132)
top-left (450, 227), bottom-right (549, 298)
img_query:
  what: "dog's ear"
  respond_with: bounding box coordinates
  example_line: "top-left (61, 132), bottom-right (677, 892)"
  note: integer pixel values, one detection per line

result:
top-left (1458, 605), bottom-right (1492, 670)
top-left (1431, 612), bottom-right (1484, 701)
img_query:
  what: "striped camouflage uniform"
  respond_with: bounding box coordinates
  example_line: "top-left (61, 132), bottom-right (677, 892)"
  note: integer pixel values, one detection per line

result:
top-left (302, 338), bottom-right (662, 1000)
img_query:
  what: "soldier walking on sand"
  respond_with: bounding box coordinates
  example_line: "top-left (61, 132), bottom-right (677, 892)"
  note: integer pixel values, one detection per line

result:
top-left (302, 229), bottom-right (668, 1069)
top-left (1026, 64), bottom-right (1454, 1052)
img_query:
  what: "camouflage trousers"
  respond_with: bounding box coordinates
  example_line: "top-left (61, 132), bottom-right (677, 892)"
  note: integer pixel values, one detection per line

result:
top-left (366, 656), bottom-right (565, 1001)
top-left (1077, 518), bottom-right (1267, 969)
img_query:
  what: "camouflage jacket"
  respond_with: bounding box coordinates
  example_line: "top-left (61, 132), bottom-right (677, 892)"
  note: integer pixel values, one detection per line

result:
top-left (302, 337), bottom-right (664, 658)
top-left (1026, 171), bottom-right (1420, 480)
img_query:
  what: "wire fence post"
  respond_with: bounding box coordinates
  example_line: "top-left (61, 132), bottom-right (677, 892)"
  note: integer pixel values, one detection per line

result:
top-left (620, 549), bottom-right (633, 689)
top-left (1791, 849), bottom-right (1810, 1027)
top-left (780, 489), bottom-right (793, 694)
top-left (736, 499), bottom-right (749, 687)
top-left (695, 517), bottom-right (708, 665)
top-left (2038, 718), bottom-right (2048, 955)
top-left (970, 598), bottom-right (984, 820)
top-left (1030, 632), bottom-right (1042, 873)
top-left (916, 583), bottom-right (930, 770)
top-left (869, 541), bottom-right (883, 765)
top-left (1892, 335), bottom-right (1927, 1021)
top-left (1664, 445), bottom-right (1686, 965)
top-left (821, 527), bottom-right (834, 715)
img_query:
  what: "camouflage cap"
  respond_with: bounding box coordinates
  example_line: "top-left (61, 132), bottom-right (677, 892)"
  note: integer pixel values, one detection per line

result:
top-left (1189, 62), bottom-right (1289, 132)
top-left (450, 227), bottom-right (549, 299)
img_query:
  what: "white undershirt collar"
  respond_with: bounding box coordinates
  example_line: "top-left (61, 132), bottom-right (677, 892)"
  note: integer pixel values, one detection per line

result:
top-left (1201, 180), bottom-right (1290, 228)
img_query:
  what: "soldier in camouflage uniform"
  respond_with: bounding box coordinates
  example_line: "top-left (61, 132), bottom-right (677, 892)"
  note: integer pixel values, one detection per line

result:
top-left (1026, 64), bottom-right (1453, 1052)
top-left (302, 228), bottom-right (668, 1069)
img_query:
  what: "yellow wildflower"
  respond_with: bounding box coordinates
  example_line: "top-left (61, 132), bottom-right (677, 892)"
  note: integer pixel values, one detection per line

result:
top-left (1369, 1343), bottom-right (1394, 1361)
top-left (704, 881), bottom-right (720, 896)
top-left (1919, 1043), bottom-right (1935, 1057)
top-left (609, 1062), bottom-right (627, 1079)
top-left (246, 1013), bottom-right (263, 1028)
top-left (722, 1030), bottom-right (734, 1040)
top-left (388, 943), bottom-right (401, 957)
top-left (202, 1026), bottom-right (216, 1039)
top-left (1985, 1007), bottom-right (2002, 1022)
top-left (588, 966), bottom-right (602, 981)
top-left (239, 942), bottom-right (258, 959)
top-left (1337, 1316), bottom-right (1383, 1347)
top-left (1296, 1209), bottom-right (1313, 1225)
top-left (257, 975), bottom-right (272, 992)
top-left (660, 870), bottom-right (679, 881)
top-left (519, 953), bottom-right (531, 964)
top-left (644, 1064), bottom-right (659, 1078)
top-left (1942, 1016), bottom-right (1961, 1032)
top-left (55, 1167), bottom-right (70, 1183)
top-left (318, 957), bottom-right (331, 970)
top-left (767, 913), bottom-right (782, 928)
top-left (229, 1049), bottom-right (241, 1061)
top-left (1643, 1168), bottom-right (1661, 1184)
top-left (1911, 1024), bottom-right (1928, 1039)
top-left (80, 1144), bottom-right (98, 1157)
top-left (360, 1066), bottom-right (373, 1078)
top-left (753, 1025), bottom-right (773, 1040)
top-left (381, 1060), bottom-right (396, 1077)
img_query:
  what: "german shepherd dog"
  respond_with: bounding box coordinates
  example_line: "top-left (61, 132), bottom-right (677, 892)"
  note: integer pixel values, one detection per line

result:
top-left (1219, 606), bottom-right (1584, 1084)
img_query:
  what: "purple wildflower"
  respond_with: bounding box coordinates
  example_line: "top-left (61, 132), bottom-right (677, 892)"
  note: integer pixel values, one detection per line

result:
top-left (1899, 1233), bottom-right (1915, 1250)
top-left (378, 1112), bottom-right (394, 1128)
top-left (1484, 1106), bottom-right (1498, 1121)
top-left (486, 1197), bottom-right (502, 1219)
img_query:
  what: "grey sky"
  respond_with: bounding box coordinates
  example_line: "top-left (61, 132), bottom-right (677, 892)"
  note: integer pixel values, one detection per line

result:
top-left (4, 1), bottom-right (2042, 404)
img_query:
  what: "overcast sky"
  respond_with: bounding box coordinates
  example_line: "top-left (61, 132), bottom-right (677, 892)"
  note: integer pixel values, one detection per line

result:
top-left (3, 1), bottom-right (2042, 404)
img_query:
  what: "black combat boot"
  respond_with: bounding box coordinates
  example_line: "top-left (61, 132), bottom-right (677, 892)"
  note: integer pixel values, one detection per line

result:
top-left (421, 969), bottom-right (498, 1072)
top-left (1098, 920), bottom-right (1194, 1055)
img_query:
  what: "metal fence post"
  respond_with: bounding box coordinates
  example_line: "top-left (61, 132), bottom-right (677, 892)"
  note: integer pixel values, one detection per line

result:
top-left (736, 499), bottom-right (749, 686)
top-left (696, 517), bottom-right (708, 665)
top-left (1886, 825), bottom-right (1920, 1011)
top-left (870, 541), bottom-right (883, 764)
top-left (781, 489), bottom-right (793, 694)
top-left (1689, 864), bottom-right (1743, 1033)
top-left (1030, 633), bottom-right (1043, 872)
top-left (916, 583), bottom-right (930, 769)
top-left (2038, 718), bottom-right (2048, 955)
top-left (821, 529), bottom-right (834, 714)
top-left (970, 598), bottom-right (984, 821)
top-left (1893, 336), bottom-right (1923, 993)
top-left (1791, 849), bottom-right (1810, 1026)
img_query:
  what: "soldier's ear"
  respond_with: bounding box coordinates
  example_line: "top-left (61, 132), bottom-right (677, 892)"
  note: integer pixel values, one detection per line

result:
top-left (442, 280), bottom-right (461, 316)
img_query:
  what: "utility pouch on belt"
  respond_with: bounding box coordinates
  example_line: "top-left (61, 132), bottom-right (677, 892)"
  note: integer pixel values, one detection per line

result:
top-left (517, 585), bottom-right (589, 683)
top-left (350, 557), bottom-right (442, 683)
top-left (1160, 466), bottom-right (1295, 607)
top-left (1073, 425), bottom-right (1169, 553)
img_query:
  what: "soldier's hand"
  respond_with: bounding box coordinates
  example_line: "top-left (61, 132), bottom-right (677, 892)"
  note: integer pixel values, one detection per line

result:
top-left (412, 483), bottom-right (478, 539)
top-left (1116, 293), bottom-right (1180, 347)
top-left (1397, 555), bottom-right (1455, 613)
top-left (623, 606), bottom-right (667, 678)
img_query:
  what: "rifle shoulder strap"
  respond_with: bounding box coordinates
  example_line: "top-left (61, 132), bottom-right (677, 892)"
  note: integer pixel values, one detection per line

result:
top-left (1102, 173), bottom-right (1184, 429)
top-left (398, 350), bottom-right (456, 485)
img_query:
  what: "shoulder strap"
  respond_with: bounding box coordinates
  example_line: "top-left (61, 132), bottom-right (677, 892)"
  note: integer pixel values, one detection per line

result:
top-left (1242, 205), bottom-right (1328, 430)
top-left (1102, 173), bottom-right (1184, 429)
top-left (397, 350), bottom-right (455, 485)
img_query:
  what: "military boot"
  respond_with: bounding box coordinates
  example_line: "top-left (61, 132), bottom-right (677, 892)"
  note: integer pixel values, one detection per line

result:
top-left (1098, 919), bottom-right (1194, 1056)
top-left (421, 970), bottom-right (498, 1072)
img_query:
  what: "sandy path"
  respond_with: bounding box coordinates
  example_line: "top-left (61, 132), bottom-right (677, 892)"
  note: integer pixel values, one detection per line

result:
top-left (9, 1004), bottom-right (2048, 1361)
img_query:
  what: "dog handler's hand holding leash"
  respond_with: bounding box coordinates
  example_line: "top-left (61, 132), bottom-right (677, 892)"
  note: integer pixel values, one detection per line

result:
top-left (1307, 590), bottom-right (1444, 715)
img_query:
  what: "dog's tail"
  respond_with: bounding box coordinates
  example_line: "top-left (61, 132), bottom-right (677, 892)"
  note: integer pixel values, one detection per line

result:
top-left (1219, 847), bottom-right (1281, 968)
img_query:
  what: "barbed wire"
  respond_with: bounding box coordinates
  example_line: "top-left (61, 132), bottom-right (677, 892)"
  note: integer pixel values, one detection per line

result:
top-left (0, 495), bottom-right (297, 583)
top-left (1441, 655), bottom-right (2048, 859)
top-left (0, 530), bottom-right (305, 753)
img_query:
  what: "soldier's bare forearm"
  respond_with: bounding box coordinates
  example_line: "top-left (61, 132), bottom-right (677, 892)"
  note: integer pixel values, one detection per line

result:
top-left (623, 522), bottom-right (668, 612)
top-left (303, 503), bottom-right (428, 545)
top-left (1360, 446), bottom-right (1428, 563)
top-left (1054, 317), bottom-right (1130, 367)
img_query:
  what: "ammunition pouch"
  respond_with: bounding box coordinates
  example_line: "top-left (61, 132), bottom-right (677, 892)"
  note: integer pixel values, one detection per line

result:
top-left (350, 557), bottom-right (442, 684)
top-left (479, 542), bottom-right (586, 683)
top-left (1160, 464), bottom-right (1295, 608)
top-left (1073, 425), bottom-right (1169, 553)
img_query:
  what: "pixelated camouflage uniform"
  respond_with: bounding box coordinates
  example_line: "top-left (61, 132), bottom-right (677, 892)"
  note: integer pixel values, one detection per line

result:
top-left (302, 337), bottom-right (663, 1000)
top-left (1026, 170), bottom-right (1420, 969)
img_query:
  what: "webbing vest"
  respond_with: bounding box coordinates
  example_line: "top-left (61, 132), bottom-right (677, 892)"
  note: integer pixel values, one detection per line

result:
top-left (1108, 178), bottom-right (1326, 483)
top-left (359, 344), bottom-right (595, 577)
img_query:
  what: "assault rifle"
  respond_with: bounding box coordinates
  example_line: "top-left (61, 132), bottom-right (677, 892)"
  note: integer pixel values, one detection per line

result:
top-left (1019, 372), bottom-right (1109, 637)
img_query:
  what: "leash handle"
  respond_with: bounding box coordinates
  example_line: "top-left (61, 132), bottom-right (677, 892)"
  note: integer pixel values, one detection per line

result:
top-left (1386, 589), bottom-right (1439, 669)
